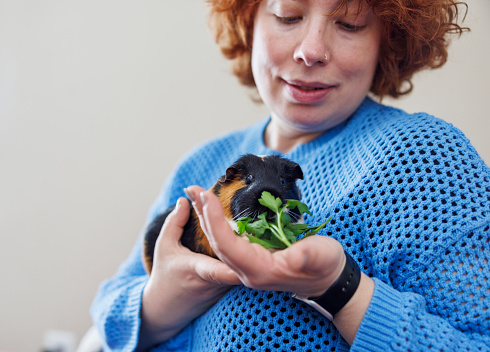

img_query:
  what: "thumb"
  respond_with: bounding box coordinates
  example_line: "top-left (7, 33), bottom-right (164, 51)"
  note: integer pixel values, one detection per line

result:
top-left (158, 197), bottom-right (191, 245)
top-left (282, 235), bottom-right (344, 275)
top-left (194, 257), bottom-right (241, 286)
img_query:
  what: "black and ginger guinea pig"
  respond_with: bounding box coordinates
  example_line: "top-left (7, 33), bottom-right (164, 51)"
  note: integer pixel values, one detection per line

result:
top-left (142, 154), bottom-right (304, 274)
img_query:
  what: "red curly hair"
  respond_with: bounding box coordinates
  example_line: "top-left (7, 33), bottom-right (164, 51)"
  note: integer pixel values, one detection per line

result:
top-left (207, 0), bottom-right (468, 98)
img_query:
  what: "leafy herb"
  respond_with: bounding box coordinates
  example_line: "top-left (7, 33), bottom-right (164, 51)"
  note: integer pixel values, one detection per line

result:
top-left (235, 191), bottom-right (332, 250)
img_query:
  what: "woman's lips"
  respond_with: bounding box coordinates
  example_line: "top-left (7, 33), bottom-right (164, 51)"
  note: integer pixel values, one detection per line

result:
top-left (284, 80), bottom-right (334, 104)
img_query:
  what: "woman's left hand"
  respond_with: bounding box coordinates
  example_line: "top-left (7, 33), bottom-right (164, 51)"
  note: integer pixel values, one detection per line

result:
top-left (185, 185), bottom-right (375, 345)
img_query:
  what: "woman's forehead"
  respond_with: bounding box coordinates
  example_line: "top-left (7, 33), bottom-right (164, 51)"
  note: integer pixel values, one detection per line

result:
top-left (265, 0), bottom-right (367, 11)
top-left (262, 0), bottom-right (371, 17)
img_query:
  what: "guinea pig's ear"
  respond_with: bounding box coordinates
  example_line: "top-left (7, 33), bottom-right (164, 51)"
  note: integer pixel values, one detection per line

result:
top-left (218, 166), bottom-right (239, 183)
top-left (287, 162), bottom-right (304, 180)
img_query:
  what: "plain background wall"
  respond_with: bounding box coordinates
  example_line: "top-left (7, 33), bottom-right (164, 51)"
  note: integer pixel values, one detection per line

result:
top-left (0, 1), bottom-right (488, 351)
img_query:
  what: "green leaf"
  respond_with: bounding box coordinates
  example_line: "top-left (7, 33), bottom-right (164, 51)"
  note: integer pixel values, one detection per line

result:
top-left (235, 217), bottom-right (253, 235)
top-left (257, 212), bottom-right (268, 222)
top-left (261, 228), bottom-right (274, 241)
top-left (302, 216), bottom-right (332, 237)
top-left (285, 223), bottom-right (309, 236)
top-left (270, 224), bottom-right (292, 247)
top-left (286, 199), bottom-right (311, 215)
top-left (268, 235), bottom-right (289, 249)
top-left (282, 226), bottom-right (298, 243)
top-left (280, 212), bottom-right (291, 227)
top-left (236, 191), bottom-right (332, 251)
top-left (246, 235), bottom-right (282, 249)
top-left (245, 220), bottom-right (268, 237)
top-left (258, 191), bottom-right (282, 213)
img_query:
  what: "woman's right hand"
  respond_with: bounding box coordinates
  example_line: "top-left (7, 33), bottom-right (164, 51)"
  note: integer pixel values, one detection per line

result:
top-left (137, 197), bottom-right (241, 351)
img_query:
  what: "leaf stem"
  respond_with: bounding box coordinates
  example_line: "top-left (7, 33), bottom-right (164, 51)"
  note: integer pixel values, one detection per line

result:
top-left (270, 224), bottom-right (292, 247)
top-left (274, 206), bottom-right (292, 247)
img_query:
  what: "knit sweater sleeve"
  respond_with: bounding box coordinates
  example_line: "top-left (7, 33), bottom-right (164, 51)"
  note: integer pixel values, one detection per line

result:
top-left (89, 126), bottom-right (263, 351)
top-left (339, 114), bottom-right (490, 351)
top-left (353, 224), bottom-right (490, 351)
top-left (89, 148), bottom-right (206, 351)
top-left (89, 172), bottom-right (187, 351)
top-left (89, 236), bottom-right (149, 351)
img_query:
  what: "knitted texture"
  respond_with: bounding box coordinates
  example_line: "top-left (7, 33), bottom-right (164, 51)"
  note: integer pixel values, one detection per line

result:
top-left (91, 98), bottom-right (490, 351)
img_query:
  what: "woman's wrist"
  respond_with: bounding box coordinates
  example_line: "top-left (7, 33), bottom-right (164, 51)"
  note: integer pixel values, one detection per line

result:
top-left (310, 251), bottom-right (361, 316)
top-left (138, 269), bottom-right (234, 351)
top-left (138, 280), bottom-right (179, 350)
top-left (332, 272), bottom-right (375, 345)
top-left (291, 249), bottom-right (375, 346)
top-left (291, 249), bottom-right (360, 320)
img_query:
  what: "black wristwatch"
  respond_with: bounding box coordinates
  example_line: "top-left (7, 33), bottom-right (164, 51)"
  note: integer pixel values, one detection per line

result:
top-left (292, 250), bottom-right (361, 320)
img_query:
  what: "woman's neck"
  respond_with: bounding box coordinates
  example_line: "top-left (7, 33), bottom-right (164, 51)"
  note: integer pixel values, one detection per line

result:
top-left (264, 119), bottom-right (324, 154)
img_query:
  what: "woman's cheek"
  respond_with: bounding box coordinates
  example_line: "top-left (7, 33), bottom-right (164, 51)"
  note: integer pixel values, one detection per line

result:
top-left (265, 34), bottom-right (289, 69)
top-left (337, 46), bottom-right (376, 81)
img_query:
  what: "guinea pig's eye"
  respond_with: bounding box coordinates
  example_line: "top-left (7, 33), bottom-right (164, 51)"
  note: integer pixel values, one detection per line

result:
top-left (280, 177), bottom-right (286, 186)
top-left (245, 174), bottom-right (254, 185)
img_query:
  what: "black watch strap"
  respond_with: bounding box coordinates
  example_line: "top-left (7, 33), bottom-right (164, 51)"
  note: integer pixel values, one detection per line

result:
top-left (310, 250), bottom-right (361, 316)
top-left (292, 250), bottom-right (361, 320)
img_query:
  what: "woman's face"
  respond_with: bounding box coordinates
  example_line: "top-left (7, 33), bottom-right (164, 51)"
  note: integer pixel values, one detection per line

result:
top-left (251, 0), bottom-right (382, 145)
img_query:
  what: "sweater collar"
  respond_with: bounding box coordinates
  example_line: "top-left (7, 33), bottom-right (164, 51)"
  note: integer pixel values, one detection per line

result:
top-left (255, 96), bottom-right (379, 157)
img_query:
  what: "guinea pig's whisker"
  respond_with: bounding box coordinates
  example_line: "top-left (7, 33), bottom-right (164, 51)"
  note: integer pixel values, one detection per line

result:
top-left (233, 207), bottom-right (253, 221)
top-left (285, 208), bottom-right (303, 224)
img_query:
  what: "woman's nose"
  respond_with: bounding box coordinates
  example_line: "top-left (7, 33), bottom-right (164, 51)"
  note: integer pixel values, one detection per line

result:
top-left (293, 24), bottom-right (329, 66)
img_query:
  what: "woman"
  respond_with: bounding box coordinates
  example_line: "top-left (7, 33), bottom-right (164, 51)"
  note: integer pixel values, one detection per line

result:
top-left (91, 0), bottom-right (489, 351)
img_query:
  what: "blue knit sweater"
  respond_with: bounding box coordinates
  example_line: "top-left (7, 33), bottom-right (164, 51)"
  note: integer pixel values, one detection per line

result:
top-left (91, 97), bottom-right (490, 351)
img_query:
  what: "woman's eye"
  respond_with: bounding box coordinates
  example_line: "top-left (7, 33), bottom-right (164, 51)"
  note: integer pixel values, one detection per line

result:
top-left (337, 21), bottom-right (365, 32)
top-left (245, 175), bottom-right (254, 185)
top-left (275, 15), bottom-right (302, 24)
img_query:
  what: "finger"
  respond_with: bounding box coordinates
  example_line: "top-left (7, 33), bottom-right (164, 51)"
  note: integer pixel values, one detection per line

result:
top-left (279, 235), bottom-right (344, 275)
top-left (193, 256), bottom-right (242, 286)
top-left (184, 186), bottom-right (209, 234)
top-left (158, 197), bottom-right (191, 246)
top-left (200, 190), bottom-right (238, 252)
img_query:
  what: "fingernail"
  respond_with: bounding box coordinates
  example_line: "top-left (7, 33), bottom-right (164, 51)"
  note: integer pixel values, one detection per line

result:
top-left (175, 198), bottom-right (182, 210)
top-left (200, 191), bottom-right (207, 206)
top-left (184, 188), bottom-right (195, 202)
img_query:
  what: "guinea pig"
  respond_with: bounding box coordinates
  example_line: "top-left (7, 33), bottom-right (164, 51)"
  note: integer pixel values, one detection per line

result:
top-left (142, 154), bottom-right (304, 274)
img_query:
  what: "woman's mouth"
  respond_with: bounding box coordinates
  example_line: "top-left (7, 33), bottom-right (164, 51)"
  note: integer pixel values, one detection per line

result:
top-left (284, 80), bottom-right (334, 104)
top-left (295, 85), bottom-right (324, 91)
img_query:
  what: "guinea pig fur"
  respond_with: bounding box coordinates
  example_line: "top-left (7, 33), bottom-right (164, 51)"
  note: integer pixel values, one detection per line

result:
top-left (143, 154), bottom-right (304, 274)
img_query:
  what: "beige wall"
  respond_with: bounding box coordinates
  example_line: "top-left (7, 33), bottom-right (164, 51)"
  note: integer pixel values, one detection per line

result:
top-left (0, 1), bottom-right (488, 351)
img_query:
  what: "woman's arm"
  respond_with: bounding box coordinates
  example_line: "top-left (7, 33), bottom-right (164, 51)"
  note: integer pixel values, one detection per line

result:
top-left (91, 198), bottom-right (240, 351)
top-left (353, 230), bottom-right (490, 351)
top-left (137, 198), bottom-right (240, 350)
top-left (186, 186), bottom-right (490, 350)
top-left (352, 221), bottom-right (490, 351)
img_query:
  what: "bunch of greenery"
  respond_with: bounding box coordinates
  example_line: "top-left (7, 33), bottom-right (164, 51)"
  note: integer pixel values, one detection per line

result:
top-left (235, 191), bottom-right (331, 250)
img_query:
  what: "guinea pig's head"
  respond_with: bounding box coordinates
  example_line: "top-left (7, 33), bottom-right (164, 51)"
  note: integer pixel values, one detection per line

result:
top-left (214, 154), bottom-right (304, 222)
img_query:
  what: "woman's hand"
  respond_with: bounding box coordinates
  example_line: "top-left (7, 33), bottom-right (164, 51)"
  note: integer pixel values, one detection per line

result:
top-left (186, 185), bottom-right (375, 345)
top-left (137, 197), bottom-right (241, 351)
top-left (185, 186), bottom-right (344, 296)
